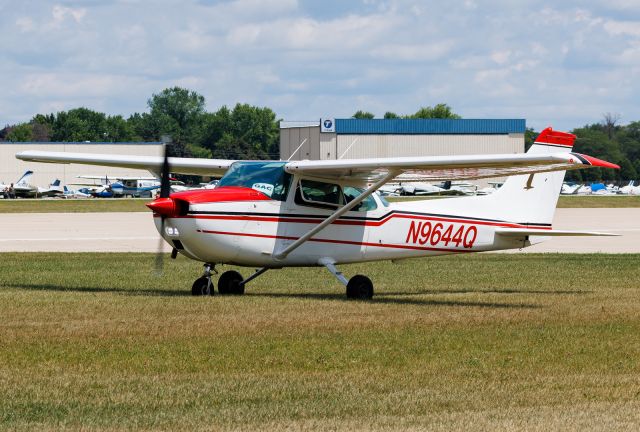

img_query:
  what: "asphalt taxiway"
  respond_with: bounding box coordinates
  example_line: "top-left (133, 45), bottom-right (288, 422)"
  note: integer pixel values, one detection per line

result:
top-left (0, 209), bottom-right (638, 253)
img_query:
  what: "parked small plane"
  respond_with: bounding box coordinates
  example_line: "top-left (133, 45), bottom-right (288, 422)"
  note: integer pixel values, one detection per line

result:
top-left (16, 128), bottom-right (619, 299)
top-left (75, 175), bottom-right (161, 198)
top-left (4, 171), bottom-right (64, 198)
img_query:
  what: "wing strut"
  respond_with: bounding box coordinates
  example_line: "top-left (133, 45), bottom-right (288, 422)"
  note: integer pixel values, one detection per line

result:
top-left (273, 170), bottom-right (399, 260)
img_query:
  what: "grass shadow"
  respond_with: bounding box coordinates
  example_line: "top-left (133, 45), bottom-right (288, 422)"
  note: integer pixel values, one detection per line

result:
top-left (5, 283), bottom-right (189, 297)
top-left (246, 292), bottom-right (541, 309)
top-left (383, 288), bottom-right (591, 296)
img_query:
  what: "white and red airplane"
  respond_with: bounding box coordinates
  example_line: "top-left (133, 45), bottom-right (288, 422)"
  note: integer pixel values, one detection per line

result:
top-left (16, 128), bottom-right (619, 299)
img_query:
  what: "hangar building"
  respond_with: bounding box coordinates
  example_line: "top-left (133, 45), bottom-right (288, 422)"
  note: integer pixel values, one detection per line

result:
top-left (280, 118), bottom-right (526, 161)
top-left (0, 142), bottom-right (163, 188)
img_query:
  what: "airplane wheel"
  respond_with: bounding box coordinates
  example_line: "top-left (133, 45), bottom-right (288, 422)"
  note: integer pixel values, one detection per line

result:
top-left (346, 275), bottom-right (373, 300)
top-left (192, 276), bottom-right (213, 296)
top-left (218, 271), bottom-right (244, 295)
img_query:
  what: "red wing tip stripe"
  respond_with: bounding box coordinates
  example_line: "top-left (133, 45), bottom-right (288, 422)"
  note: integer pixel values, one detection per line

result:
top-left (573, 153), bottom-right (620, 169)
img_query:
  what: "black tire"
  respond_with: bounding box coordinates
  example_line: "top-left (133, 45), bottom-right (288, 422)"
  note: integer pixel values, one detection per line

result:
top-left (218, 270), bottom-right (244, 295)
top-left (192, 276), bottom-right (213, 296)
top-left (346, 275), bottom-right (373, 300)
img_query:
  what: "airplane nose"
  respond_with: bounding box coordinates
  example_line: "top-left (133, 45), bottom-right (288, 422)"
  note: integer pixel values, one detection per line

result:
top-left (146, 197), bottom-right (178, 217)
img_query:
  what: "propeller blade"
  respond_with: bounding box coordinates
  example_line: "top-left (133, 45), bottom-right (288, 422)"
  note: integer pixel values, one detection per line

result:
top-left (159, 144), bottom-right (171, 198)
top-left (154, 144), bottom-right (172, 275)
top-left (154, 215), bottom-right (166, 276)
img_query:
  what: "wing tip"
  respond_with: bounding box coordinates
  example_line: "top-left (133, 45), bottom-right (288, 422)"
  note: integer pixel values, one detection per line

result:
top-left (572, 153), bottom-right (620, 169)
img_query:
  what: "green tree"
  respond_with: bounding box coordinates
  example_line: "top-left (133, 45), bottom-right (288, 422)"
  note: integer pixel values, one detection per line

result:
top-left (352, 110), bottom-right (375, 119)
top-left (524, 127), bottom-right (537, 152)
top-left (383, 112), bottom-right (399, 119)
top-left (199, 103), bottom-right (279, 159)
top-left (6, 123), bottom-right (33, 141)
top-left (134, 87), bottom-right (208, 156)
top-left (49, 108), bottom-right (135, 142)
top-left (409, 103), bottom-right (460, 119)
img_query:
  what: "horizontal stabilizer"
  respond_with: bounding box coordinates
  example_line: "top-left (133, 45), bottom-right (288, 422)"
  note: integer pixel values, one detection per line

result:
top-left (495, 228), bottom-right (619, 237)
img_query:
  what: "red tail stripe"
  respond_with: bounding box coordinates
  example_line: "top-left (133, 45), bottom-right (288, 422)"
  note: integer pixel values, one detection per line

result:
top-left (534, 127), bottom-right (576, 147)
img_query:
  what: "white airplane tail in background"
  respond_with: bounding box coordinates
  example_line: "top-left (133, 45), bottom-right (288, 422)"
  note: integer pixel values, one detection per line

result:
top-left (15, 170), bottom-right (34, 186)
top-left (487, 128), bottom-right (576, 225)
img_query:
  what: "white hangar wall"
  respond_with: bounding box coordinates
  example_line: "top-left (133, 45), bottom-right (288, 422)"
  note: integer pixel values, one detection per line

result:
top-left (0, 142), bottom-right (163, 187)
top-left (280, 119), bottom-right (526, 161)
top-left (333, 133), bottom-right (523, 159)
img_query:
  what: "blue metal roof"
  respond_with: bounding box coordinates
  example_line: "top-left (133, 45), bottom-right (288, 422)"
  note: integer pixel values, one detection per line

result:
top-left (334, 119), bottom-right (525, 135)
top-left (0, 141), bottom-right (162, 145)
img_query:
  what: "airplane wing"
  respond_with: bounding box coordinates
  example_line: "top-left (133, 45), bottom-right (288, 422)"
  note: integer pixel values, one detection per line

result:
top-left (15, 151), bottom-right (234, 177)
top-left (285, 152), bottom-right (619, 182)
top-left (17, 150), bottom-right (618, 183)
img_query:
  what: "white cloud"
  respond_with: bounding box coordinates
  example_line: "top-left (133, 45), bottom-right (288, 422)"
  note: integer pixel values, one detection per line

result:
top-left (0, 0), bottom-right (639, 131)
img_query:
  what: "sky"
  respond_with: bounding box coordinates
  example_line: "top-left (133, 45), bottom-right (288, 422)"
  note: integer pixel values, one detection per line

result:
top-left (1, 0), bottom-right (639, 132)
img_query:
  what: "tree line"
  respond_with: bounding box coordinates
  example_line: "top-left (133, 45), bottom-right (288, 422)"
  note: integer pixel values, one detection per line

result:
top-left (1, 87), bottom-right (638, 181)
top-left (0, 87), bottom-right (280, 160)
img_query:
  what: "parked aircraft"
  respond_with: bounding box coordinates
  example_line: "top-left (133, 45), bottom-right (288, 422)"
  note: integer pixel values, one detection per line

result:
top-left (618, 180), bottom-right (640, 195)
top-left (75, 175), bottom-right (160, 198)
top-left (16, 128), bottom-right (619, 299)
top-left (3, 171), bottom-right (64, 198)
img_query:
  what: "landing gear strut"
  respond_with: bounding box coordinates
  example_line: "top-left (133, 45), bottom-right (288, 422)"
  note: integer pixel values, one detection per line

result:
top-left (192, 266), bottom-right (270, 296)
top-left (192, 263), bottom-right (215, 296)
top-left (320, 258), bottom-right (374, 300)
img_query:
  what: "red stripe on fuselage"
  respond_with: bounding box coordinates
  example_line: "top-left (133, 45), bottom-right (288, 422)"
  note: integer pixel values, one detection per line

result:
top-left (181, 212), bottom-right (552, 230)
top-left (197, 229), bottom-right (476, 253)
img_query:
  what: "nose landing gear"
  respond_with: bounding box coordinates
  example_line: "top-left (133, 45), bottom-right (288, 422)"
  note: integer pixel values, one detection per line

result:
top-left (191, 263), bottom-right (216, 296)
top-left (191, 265), bottom-right (270, 296)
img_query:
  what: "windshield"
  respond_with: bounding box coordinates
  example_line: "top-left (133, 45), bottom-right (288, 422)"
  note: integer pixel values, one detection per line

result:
top-left (217, 161), bottom-right (292, 201)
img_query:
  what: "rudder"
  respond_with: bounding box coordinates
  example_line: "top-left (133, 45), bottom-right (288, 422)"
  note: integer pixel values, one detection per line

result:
top-left (489, 128), bottom-right (576, 225)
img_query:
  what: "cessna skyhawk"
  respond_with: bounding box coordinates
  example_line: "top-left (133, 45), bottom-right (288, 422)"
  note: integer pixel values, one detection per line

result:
top-left (16, 128), bottom-right (619, 299)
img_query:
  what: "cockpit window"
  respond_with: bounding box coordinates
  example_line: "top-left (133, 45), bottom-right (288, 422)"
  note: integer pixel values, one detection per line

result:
top-left (343, 186), bottom-right (377, 211)
top-left (217, 162), bottom-right (292, 201)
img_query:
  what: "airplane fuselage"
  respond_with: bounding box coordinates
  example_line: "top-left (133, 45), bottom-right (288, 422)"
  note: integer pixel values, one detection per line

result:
top-left (154, 185), bottom-right (535, 268)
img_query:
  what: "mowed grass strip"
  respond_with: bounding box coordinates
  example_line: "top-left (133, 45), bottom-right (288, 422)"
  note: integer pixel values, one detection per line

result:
top-left (0, 198), bottom-right (150, 213)
top-left (0, 253), bottom-right (639, 431)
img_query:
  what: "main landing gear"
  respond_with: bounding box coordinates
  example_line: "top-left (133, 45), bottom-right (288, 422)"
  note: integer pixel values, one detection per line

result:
top-left (191, 261), bottom-right (373, 300)
top-left (192, 264), bottom-right (269, 296)
top-left (320, 259), bottom-right (374, 300)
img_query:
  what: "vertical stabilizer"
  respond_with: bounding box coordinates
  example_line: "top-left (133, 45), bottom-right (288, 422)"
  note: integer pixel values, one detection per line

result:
top-left (15, 170), bottom-right (34, 186)
top-left (489, 128), bottom-right (576, 225)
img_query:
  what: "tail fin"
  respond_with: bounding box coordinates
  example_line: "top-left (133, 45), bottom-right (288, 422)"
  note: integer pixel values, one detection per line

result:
top-left (489, 128), bottom-right (576, 225)
top-left (16, 170), bottom-right (34, 186)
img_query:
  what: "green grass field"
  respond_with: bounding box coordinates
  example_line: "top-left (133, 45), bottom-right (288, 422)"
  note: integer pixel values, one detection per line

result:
top-left (1, 253), bottom-right (639, 431)
top-left (1, 195), bottom-right (639, 213)
top-left (0, 198), bottom-right (149, 213)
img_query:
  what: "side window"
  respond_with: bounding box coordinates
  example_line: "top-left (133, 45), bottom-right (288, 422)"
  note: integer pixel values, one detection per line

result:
top-left (343, 186), bottom-right (377, 211)
top-left (296, 179), bottom-right (344, 208)
top-left (294, 180), bottom-right (377, 212)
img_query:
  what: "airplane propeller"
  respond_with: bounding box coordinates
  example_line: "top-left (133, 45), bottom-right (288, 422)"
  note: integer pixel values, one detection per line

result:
top-left (154, 144), bottom-right (172, 275)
